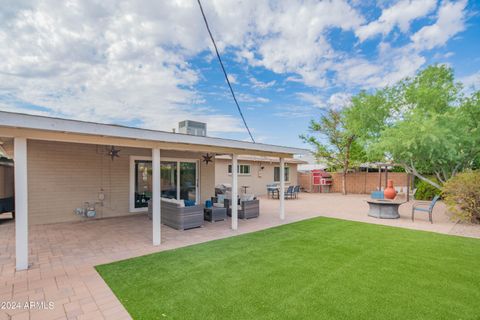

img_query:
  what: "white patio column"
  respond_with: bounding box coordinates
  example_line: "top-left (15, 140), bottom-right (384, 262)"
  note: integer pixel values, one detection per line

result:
top-left (279, 157), bottom-right (285, 220)
top-left (14, 137), bottom-right (28, 270)
top-left (231, 154), bottom-right (238, 230)
top-left (152, 148), bottom-right (161, 245)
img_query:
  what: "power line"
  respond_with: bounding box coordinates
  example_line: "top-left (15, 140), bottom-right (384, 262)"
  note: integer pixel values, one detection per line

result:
top-left (196, 0), bottom-right (255, 143)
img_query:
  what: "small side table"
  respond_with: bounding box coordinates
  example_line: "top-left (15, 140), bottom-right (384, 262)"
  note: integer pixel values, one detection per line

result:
top-left (204, 207), bottom-right (227, 222)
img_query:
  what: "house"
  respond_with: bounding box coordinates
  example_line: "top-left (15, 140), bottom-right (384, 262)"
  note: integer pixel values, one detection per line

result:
top-left (0, 111), bottom-right (306, 270)
top-left (214, 155), bottom-right (306, 196)
top-left (296, 152), bottom-right (328, 172)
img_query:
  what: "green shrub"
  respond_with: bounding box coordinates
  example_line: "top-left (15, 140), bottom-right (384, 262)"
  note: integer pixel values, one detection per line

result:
top-left (442, 171), bottom-right (480, 223)
top-left (414, 180), bottom-right (441, 200)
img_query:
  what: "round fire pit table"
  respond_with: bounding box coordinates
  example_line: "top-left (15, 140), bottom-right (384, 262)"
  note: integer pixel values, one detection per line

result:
top-left (366, 199), bottom-right (404, 219)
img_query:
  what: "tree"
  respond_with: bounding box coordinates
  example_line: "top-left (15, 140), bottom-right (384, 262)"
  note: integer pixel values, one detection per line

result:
top-left (343, 89), bottom-right (392, 161)
top-left (344, 65), bottom-right (480, 189)
top-left (301, 109), bottom-right (365, 195)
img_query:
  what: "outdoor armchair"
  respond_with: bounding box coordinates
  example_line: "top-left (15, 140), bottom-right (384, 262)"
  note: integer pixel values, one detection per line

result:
top-left (293, 185), bottom-right (300, 199)
top-left (284, 186), bottom-right (295, 199)
top-left (224, 198), bottom-right (260, 219)
top-left (411, 195), bottom-right (440, 224)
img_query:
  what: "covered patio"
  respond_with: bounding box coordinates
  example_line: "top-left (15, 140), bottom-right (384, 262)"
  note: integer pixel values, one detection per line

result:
top-left (0, 193), bottom-right (478, 319)
top-left (0, 111), bottom-right (306, 274)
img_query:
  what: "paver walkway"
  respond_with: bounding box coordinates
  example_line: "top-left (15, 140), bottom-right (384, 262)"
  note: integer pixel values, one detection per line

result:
top-left (0, 193), bottom-right (478, 319)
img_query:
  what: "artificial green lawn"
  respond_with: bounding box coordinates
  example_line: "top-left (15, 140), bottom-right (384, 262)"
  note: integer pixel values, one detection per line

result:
top-left (96, 217), bottom-right (480, 320)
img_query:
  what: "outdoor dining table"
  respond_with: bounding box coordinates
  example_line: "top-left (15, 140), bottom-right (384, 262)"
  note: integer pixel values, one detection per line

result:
top-left (267, 186), bottom-right (279, 198)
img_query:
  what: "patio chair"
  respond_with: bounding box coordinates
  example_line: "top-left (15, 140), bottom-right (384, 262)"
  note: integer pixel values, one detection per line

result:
top-left (284, 186), bottom-right (295, 199)
top-left (293, 185), bottom-right (300, 199)
top-left (411, 195), bottom-right (440, 224)
top-left (224, 198), bottom-right (260, 219)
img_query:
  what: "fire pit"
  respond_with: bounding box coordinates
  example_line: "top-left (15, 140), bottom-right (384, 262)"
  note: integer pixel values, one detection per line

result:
top-left (366, 199), bottom-right (404, 219)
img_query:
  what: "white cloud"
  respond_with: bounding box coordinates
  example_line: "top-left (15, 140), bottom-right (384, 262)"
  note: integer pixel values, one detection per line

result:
top-left (274, 105), bottom-right (316, 118)
top-left (0, 0), bottom-right (473, 133)
top-left (297, 92), bottom-right (325, 108)
top-left (433, 51), bottom-right (455, 59)
top-left (328, 93), bottom-right (352, 110)
top-left (235, 0), bottom-right (365, 87)
top-left (285, 76), bottom-right (304, 83)
top-left (227, 74), bottom-right (237, 84)
top-left (0, 0), bottom-right (366, 131)
top-left (333, 58), bottom-right (383, 87)
top-left (356, 0), bottom-right (437, 41)
top-left (411, 0), bottom-right (467, 50)
top-left (237, 93), bottom-right (269, 103)
top-left (296, 92), bottom-right (351, 111)
top-left (332, 42), bottom-right (426, 88)
top-left (0, 0), bottom-right (248, 133)
top-left (249, 76), bottom-right (275, 89)
top-left (460, 70), bottom-right (480, 91)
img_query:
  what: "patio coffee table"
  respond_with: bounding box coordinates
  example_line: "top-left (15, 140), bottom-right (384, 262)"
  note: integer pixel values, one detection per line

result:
top-left (204, 207), bottom-right (227, 223)
top-left (366, 199), bottom-right (404, 219)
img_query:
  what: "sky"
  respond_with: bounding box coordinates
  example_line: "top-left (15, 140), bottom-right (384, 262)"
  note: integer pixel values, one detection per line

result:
top-left (0, 0), bottom-right (479, 149)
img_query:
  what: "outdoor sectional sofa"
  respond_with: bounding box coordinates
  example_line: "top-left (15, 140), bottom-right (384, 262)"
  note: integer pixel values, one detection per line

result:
top-left (148, 198), bottom-right (204, 230)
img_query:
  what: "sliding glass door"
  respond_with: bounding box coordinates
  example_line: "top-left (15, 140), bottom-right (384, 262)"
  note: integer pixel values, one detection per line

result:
top-left (159, 160), bottom-right (198, 203)
top-left (133, 160), bottom-right (152, 209)
top-left (131, 157), bottom-right (198, 210)
top-left (161, 161), bottom-right (177, 199)
top-left (179, 162), bottom-right (197, 202)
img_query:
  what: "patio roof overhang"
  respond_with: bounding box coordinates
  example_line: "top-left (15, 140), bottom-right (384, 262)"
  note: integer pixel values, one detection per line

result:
top-left (1, 110), bottom-right (302, 271)
top-left (0, 111), bottom-right (307, 158)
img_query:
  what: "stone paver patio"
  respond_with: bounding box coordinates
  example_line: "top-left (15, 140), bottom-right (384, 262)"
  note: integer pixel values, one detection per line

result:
top-left (0, 193), bottom-right (478, 319)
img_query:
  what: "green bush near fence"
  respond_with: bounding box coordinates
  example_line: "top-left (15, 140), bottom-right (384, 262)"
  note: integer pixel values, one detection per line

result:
top-left (443, 171), bottom-right (480, 223)
top-left (414, 179), bottom-right (441, 200)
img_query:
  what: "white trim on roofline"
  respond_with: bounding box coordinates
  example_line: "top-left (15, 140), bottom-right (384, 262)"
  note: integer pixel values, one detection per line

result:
top-left (0, 111), bottom-right (307, 156)
top-left (215, 154), bottom-right (307, 164)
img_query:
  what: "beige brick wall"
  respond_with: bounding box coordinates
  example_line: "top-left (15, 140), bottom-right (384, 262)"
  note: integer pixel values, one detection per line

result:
top-left (215, 159), bottom-right (298, 196)
top-left (27, 140), bottom-right (215, 225)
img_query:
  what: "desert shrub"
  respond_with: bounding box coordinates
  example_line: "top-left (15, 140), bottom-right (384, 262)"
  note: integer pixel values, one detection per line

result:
top-left (442, 171), bottom-right (480, 224)
top-left (414, 180), bottom-right (441, 200)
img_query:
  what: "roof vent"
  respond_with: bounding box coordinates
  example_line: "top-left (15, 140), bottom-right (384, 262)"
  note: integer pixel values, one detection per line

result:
top-left (178, 120), bottom-right (207, 137)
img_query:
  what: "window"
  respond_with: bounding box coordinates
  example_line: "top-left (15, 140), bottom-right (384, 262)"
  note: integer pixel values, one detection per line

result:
top-left (228, 164), bottom-right (251, 175)
top-left (274, 166), bottom-right (290, 182)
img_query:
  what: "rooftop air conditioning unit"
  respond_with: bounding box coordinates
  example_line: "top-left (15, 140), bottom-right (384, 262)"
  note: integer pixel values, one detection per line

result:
top-left (178, 120), bottom-right (207, 137)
